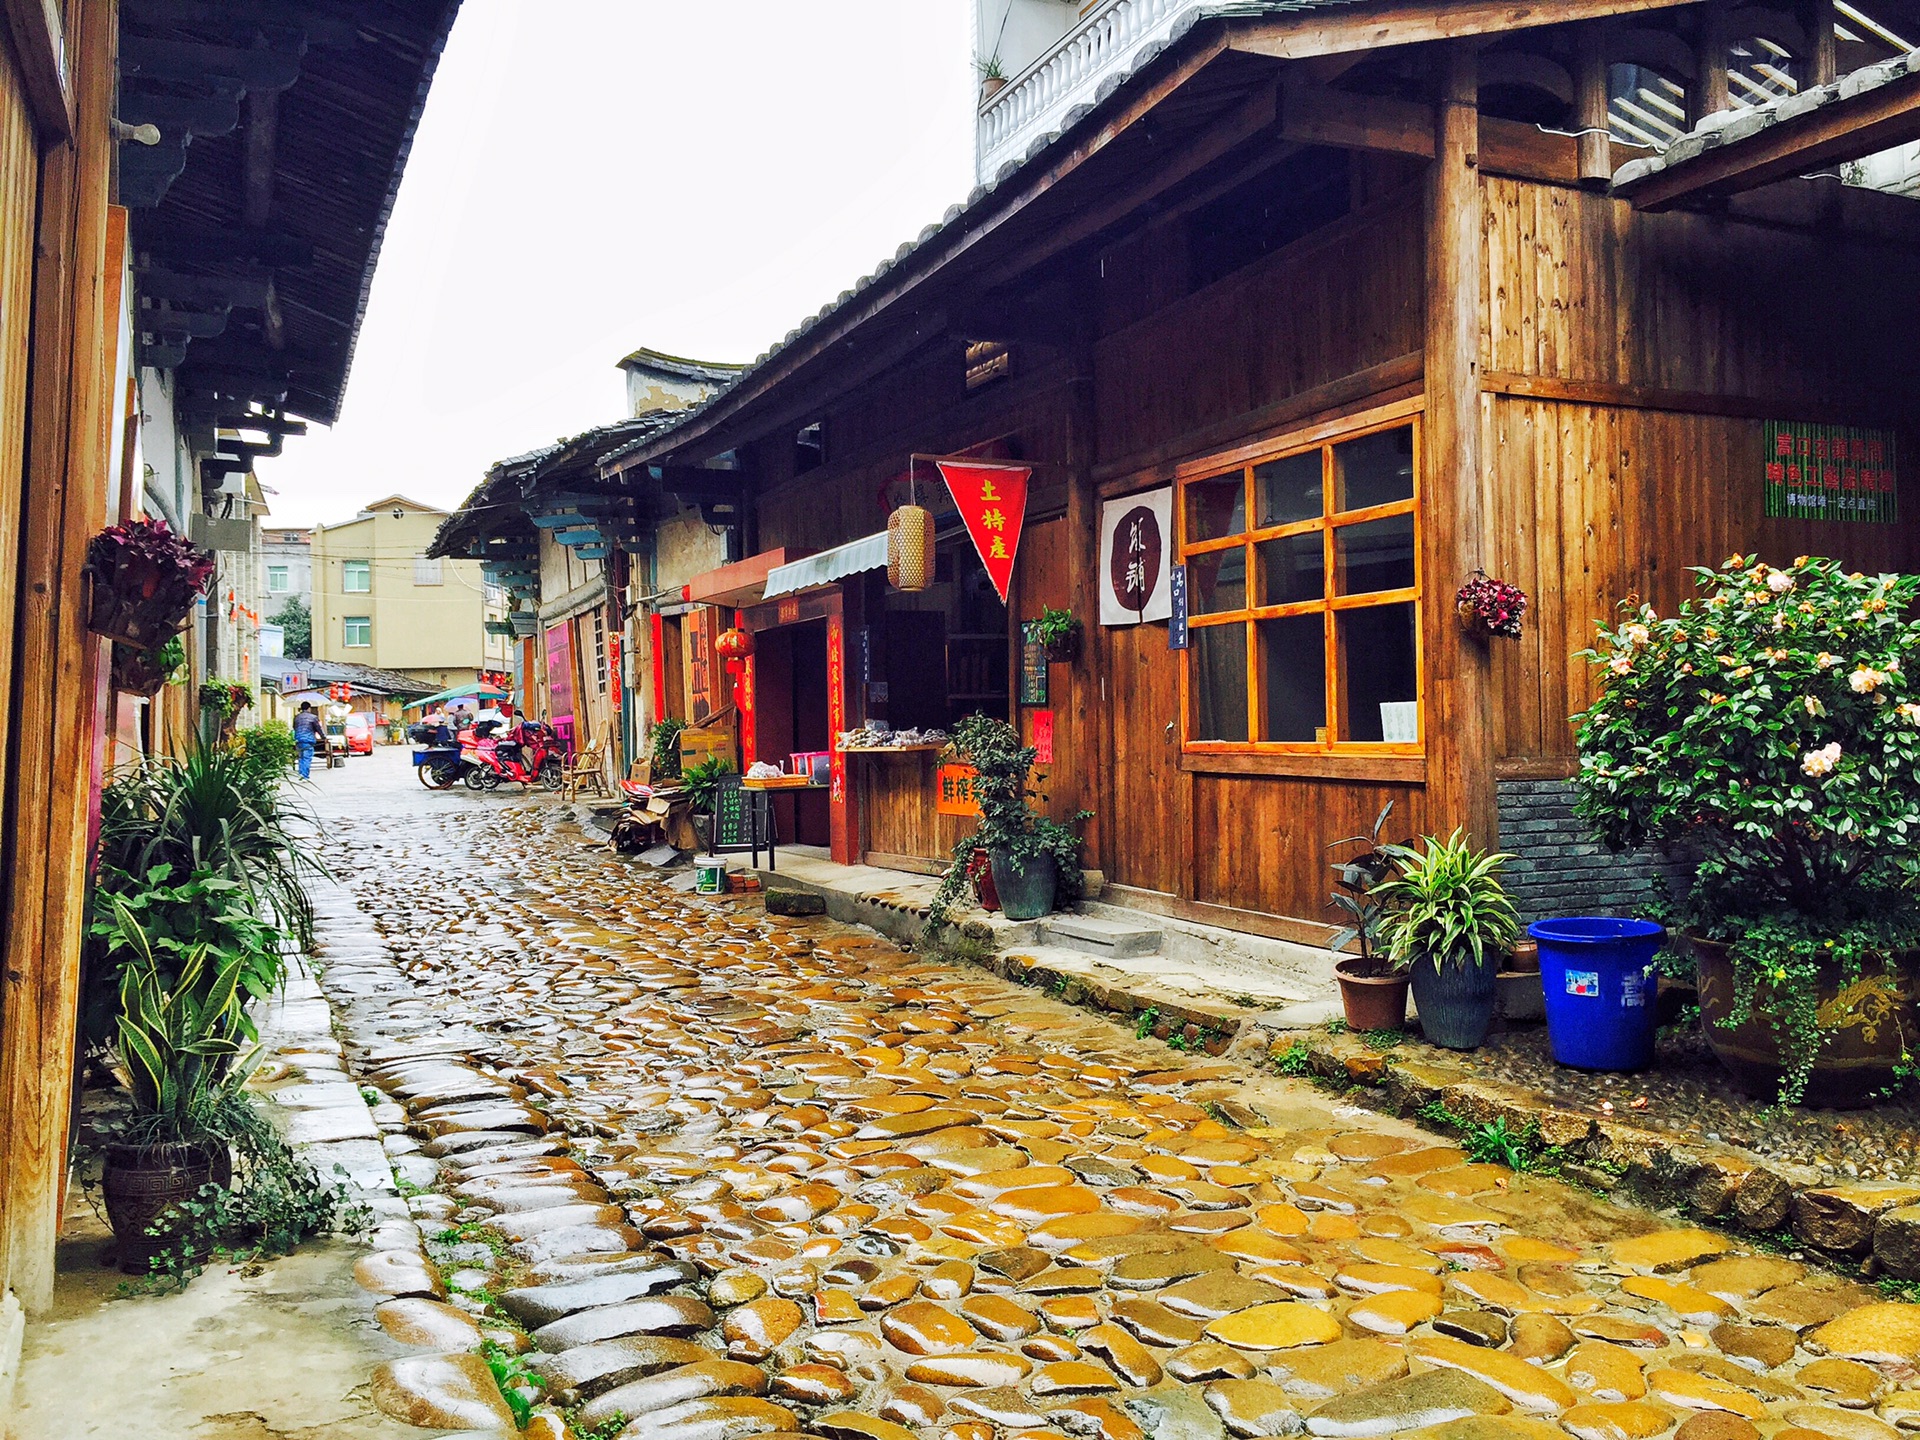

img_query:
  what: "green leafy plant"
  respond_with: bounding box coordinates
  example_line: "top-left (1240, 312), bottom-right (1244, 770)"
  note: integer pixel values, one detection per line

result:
top-left (976, 51), bottom-right (1008, 82)
top-left (1327, 802), bottom-right (1413, 967)
top-left (1134, 1006), bottom-right (1160, 1040)
top-left (96, 742), bottom-right (327, 951)
top-left (681, 755), bottom-right (734, 816)
top-left (269, 596), bottom-right (311, 659)
top-left (1372, 830), bottom-right (1520, 973)
top-left (1033, 606), bottom-right (1081, 657)
top-left (482, 1342), bottom-right (541, 1428)
top-left (198, 680), bottom-right (255, 721)
top-left (926, 715), bottom-right (1090, 926)
top-left (1418, 1101), bottom-right (1558, 1174)
top-left (649, 717), bottom-right (688, 779)
top-left (1273, 1039), bottom-right (1313, 1076)
top-left (566, 1411), bottom-right (629, 1440)
top-left (1574, 555), bottom-right (1920, 1105)
top-left (238, 719), bottom-right (297, 784)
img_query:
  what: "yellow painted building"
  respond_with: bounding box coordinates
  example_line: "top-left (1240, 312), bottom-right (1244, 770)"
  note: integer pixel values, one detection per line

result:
top-left (311, 495), bottom-right (508, 688)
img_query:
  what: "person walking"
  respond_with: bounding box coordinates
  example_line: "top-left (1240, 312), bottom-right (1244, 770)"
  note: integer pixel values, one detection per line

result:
top-left (292, 701), bottom-right (322, 779)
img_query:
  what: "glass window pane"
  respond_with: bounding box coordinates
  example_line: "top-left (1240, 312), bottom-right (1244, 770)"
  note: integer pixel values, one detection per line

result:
top-left (1257, 614), bottom-right (1327, 743)
top-left (1188, 545), bottom-right (1247, 616)
top-left (1334, 512), bottom-right (1415, 595)
top-left (1334, 426), bottom-right (1415, 512)
top-left (1254, 450), bottom-right (1323, 528)
top-left (1186, 474), bottom-right (1246, 543)
top-left (1338, 603), bottom-right (1418, 743)
top-left (1256, 532), bottom-right (1325, 607)
top-left (1191, 624), bottom-right (1249, 742)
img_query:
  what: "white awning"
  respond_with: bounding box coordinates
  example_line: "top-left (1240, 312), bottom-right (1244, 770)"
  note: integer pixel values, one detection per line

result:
top-left (761, 530), bottom-right (889, 601)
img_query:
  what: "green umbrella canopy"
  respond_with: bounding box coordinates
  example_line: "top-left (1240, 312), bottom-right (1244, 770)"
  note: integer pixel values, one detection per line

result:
top-left (404, 682), bottom-right (509, 711)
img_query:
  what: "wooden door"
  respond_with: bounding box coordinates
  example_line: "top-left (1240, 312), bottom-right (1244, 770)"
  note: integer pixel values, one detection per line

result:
top-left (1104, 613), bottom-right (1186, 896)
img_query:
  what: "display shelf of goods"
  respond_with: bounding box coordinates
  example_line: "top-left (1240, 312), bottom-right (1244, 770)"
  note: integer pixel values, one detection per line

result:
top-left (84, 517), bottom-right (216, 648)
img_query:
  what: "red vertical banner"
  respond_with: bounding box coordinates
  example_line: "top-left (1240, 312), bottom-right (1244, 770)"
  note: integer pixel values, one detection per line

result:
top-left (827, 611), bottom-right (852, 864)
top-left (649, 614), bottom-right (667, 724)
top-left (936, 459), bottom-right (1031, 603)
top-left (740, 653), bottom-right (756, 766)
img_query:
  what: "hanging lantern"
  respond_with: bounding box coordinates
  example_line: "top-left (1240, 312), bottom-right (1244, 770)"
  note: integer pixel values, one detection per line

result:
top-left (715, 626), bottom-right (753, 661)
top-left (888, 503), bottom-right (934, 592)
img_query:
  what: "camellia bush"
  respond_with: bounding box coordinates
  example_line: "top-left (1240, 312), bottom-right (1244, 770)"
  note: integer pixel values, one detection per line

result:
top-left (1573, 555), bottom-right (1920, 1103)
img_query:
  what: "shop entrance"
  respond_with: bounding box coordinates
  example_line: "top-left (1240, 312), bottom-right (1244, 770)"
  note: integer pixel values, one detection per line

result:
top-left (751, 616), bottom-right (833, 848)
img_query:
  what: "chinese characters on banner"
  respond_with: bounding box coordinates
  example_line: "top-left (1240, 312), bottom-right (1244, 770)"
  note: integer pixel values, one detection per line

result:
top-left (1764, 421), bottom-right (1898, 524)
top-left (936, 459), bottom-right (1031, 603)
top-left (935, 763), bottom-right (982, 817)
top-left (1098, 488), bottom-right (1173, 625)
top-left (1031, 708), bottom-right (1055, 765)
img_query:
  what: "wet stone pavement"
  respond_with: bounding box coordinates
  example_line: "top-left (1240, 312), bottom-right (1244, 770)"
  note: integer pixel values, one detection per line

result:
top-left (309, 752), bottom-right (1920, 1440)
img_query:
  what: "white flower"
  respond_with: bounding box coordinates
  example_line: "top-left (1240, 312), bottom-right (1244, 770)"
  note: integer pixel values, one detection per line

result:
top-left (1802, 742), bottom-right (1843, 777)
top-left (1804, 696), bottom-right (1826, 717)
top-left (1768, 571), bottom-right (1795, 594)
top-left (1609, 654), bottom-right (1633, 675)
top-left (1817, 652), bottom-right (1840, 669)
top-left (1851, 666), bottom-right (1886, 694)
top-left (1622, 622), bottom-right (1650, 648)
top-left (1898, 702), bottom-right (1920, 724)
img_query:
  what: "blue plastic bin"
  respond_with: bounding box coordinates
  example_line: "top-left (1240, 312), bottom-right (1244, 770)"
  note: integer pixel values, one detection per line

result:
top-left (1528, 917), bottom-right (1666, 1071)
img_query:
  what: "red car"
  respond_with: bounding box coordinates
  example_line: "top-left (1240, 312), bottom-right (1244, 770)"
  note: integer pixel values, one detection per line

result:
top-left (343, 711), bottom-right (378, 755)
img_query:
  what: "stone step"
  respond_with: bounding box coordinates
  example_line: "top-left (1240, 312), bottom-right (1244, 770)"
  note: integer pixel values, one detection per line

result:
top-left (1043, 913), bottom-right (1163, 959)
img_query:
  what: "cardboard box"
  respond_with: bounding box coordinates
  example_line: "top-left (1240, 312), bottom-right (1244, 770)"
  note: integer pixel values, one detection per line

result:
top-left (678, 727), bottom-right (733, 771)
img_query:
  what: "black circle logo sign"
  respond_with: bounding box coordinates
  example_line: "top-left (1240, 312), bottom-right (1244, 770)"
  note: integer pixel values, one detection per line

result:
top-left (1109, 504), bottom-right (1163, 616)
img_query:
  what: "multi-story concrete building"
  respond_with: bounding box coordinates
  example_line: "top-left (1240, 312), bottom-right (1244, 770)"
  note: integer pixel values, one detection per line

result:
top-left (260, 527), bottom-right (313, 612)
top-left (311, 495), bottom-right (509, 690)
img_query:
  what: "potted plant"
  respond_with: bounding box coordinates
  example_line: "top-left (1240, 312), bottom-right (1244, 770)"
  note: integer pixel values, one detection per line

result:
top-left (93, 894), bottom-right (258, 1271)
top-left (1374, 831), bottom-right (1520, 1050)
top-left (928, 715), bottom-right (1089, 925)
top-left (977, 52), bottom-right (1008, 101)
top-left (199, 680), bottom-right (254, 740)
top-left (1034, 606), bottom-right (1082, 664)
top-left (1456, 570), bottom-right (1529, 639)
top-left (84, 516), bottom-right (216, 649)
top-left (650, 718), bottom-right (688, 781)
top-left (111, 634), bottom-right (186, 697)
top-left (1327, 803), bottom-right (1414, 1031)
top-left (1574, 555), bottom-right (1920, 1107)
top-left (682, 756), bottom-right (733, 854)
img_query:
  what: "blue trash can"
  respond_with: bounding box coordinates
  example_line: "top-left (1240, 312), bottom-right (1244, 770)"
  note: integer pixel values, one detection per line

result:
top-left (1529, 917), bottom-right (1666, 1071)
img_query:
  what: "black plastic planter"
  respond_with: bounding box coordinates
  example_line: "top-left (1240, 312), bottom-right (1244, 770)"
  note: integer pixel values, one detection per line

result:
top-left (1408, 951), bottom-right (1499, 1050)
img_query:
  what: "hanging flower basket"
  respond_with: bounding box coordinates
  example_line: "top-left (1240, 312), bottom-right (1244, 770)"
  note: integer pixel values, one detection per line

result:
top-left (84, 517), bottom-right (215, 648)
top-left (110, 638), bottom-right (183, 697)
top-left (1455, 570), bottom-right (1528, 639)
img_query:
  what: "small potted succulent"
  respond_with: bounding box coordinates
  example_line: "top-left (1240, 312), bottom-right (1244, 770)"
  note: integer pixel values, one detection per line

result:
top-left (1374, 830), bottom-right (1521, 1050)
top-left (1327, 803), bottom-right (1413, 1031)
top-left (85, 517), bottom-right (216, 649)
top-left (1456, 570), bottom-right (1529, 639)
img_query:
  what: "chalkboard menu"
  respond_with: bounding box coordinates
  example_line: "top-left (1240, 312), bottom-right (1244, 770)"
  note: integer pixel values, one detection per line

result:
top-left (712, 774), bottom-right (753, 851)
top-left (1019, 622), bottom-right (1049, 707)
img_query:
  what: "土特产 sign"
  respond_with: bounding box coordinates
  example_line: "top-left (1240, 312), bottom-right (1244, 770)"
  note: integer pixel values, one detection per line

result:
top-left (937, 459), bottom-right (1031, 604)
top-left (1764, 421), bottom-right (1897, 524)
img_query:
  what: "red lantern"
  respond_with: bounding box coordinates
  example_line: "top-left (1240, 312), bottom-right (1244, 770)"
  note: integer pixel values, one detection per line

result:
top-left (715, 627), bottom-right (753, 660)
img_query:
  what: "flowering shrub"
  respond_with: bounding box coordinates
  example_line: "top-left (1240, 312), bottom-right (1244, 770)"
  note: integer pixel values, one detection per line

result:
top-left (1456, 572), bottom-right (1528, 638)
top-left (1573, 555), bottom-right (1920, 1103)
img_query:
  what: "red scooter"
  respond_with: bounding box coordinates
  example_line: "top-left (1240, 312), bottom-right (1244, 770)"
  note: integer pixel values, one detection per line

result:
top-left (461, 718), bottom-right (564, 791)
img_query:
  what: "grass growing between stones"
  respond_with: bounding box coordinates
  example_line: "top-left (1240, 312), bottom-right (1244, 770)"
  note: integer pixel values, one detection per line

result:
top-left (1417, 1099), bottom-right (1567, 1175)
top-left (480, 1340), bottom-right (539, 1427)
top-left (1273, 1039), bottom-right (1314, 1077)
top-left (563, 1411), bottom-right (627, 1440)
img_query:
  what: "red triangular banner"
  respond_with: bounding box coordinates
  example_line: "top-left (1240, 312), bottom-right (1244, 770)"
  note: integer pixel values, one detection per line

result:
top-left (936, 460), bottom-right (1030, 604)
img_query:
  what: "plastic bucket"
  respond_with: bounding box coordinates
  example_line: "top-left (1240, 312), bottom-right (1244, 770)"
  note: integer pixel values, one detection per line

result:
top-left (694, 859), bottom-right (726, 895)
top-left (1529, 917), bottom-right (1666, 1071)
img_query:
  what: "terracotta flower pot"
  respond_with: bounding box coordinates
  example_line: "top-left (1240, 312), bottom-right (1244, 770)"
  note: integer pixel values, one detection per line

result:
top-left (102, 1139), bottom-right (231, 1273)
top-left (1690, 933), bottom-right (1919, 1108)
top-left (1334, 956), bottom-right (1408, 1032)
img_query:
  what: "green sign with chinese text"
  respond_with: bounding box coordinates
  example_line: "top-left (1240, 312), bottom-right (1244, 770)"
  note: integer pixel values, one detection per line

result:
top-left (1764, 421), bottom-right (1897, 524)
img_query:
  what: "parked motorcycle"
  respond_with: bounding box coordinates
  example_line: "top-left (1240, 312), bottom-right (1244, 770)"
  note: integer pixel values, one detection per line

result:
top-left (461, 718), bottom-right (560, 791)
top-left (409, 721), bottom-right (465, 790)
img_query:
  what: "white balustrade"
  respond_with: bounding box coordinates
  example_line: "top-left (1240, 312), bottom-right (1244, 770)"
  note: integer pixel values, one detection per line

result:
top-left (976, 0), bottom-right (1201, 180)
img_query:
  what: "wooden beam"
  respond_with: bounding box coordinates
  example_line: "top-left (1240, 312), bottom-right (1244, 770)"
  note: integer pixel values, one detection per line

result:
top-left (1230, 0), bottom-right (1704, 62)
top-left (1422, 41), bottom-right (1497, 850)
top-left (242, 89), bottom-right (277, 230)
top-left (0, 0), bottom-right (74, 143)
top-left (1577, 24), bottom-right (1614, 186)
top-left (1692, 0), bottom-right (1733, 122)
top-left (1804, 0), bottom-right (1837, 86)
top-left (1619, 65), bottom-right (1920, 209)
top-left (1, 0), bottom-right (115, 1313)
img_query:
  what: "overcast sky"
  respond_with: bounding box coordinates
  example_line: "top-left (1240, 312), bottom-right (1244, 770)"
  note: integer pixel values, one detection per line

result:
top-left (254, 1), bottom-right (977, 528)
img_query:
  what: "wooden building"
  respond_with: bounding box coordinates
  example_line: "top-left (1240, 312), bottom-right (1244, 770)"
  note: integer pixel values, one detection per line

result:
top-left (0, 0), bottom-right (458, 1394)
top-left (603, 0), bottom-right (1920, 941)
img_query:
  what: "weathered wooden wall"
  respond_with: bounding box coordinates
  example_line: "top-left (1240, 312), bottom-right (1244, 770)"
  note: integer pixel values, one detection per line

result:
top-left (1482, 179), bottom-right (1920, 766)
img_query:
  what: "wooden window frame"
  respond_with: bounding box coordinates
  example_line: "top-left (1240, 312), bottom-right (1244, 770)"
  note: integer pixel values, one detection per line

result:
top-left (1178, 399), bottom-right (1424, 767)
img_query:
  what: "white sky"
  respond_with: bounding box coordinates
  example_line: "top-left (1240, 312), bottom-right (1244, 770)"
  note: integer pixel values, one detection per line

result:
top-left (254, 0), bottom-right (977, 528)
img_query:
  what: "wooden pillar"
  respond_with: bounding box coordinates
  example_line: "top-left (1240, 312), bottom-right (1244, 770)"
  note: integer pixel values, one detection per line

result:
top-left (1805, 0), bottom-right (1837, 87)
top-left (1576, 24), bottom-right (1613, 189)
top-left (1691, 1), bottom-right (1732, 124)
top-left (1424, 40), bottom-right (1495, 850)
top-left (1063, 343), bottom-right (1108, 877)
top-left (0, 0), bottom-right (117, 1314)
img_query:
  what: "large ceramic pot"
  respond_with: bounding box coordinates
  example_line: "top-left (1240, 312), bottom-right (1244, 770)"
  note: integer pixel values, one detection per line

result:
top-left (1334, 957), bottom-right (1408, 1032)
top-left (102, 1140), bottom-right (230, 1273)
top-left (1408, 951), bottom-right (1500, 1050)
top-left (989, 850), bottom-right (1057, 922)
top-left (1691, 934), bottom-right (1919, 1108)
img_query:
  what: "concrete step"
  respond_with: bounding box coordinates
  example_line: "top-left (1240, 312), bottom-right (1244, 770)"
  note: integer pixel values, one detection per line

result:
top-left (1044, 912), bottom-right (1163, 958)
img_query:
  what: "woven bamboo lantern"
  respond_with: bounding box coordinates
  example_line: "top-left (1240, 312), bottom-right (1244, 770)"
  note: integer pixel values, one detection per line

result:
top-left (888, 504), bottom-right (934, 592)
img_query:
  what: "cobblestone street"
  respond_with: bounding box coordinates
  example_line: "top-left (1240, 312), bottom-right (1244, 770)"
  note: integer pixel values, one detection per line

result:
top-left (312, 749), bottom-right (1920, 1440)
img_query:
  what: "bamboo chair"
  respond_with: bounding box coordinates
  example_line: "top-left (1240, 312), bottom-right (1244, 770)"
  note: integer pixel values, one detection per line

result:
top-left (561, 738), bottom-right (608, 801)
